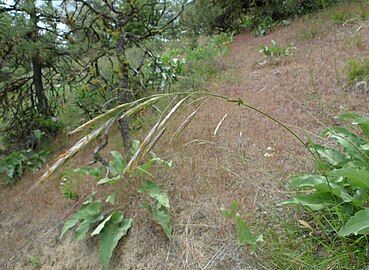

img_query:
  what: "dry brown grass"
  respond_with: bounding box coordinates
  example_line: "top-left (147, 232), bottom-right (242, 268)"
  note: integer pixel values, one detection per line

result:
top-left (1, 2), bottom-right (369, 269)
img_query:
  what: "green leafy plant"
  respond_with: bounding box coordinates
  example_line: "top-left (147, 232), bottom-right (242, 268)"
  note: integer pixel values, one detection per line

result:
top-left (61, 140), bottom-right (173, 268)
top-left (0, 149), bottom-right (48, 185)
top-left (209, 32), bottom-right (234, 47)
top-left (259, 40), bottom-right (295, 60)
top-left (0, 151), bottom-right (26, 182)
top-left (221, 201), bottom-right (263, 252)
top-left (92, 211), bottom-right (132, 269)
top-left (61, 197), bottom-right (104, 240)
top-left (61, 195), bottom-right (132, 269)
top-left (139, 180), bottom-right (172, 238)
top-left (253, 16), bottom-right (278, 36)
top-left (281, 112), bottom-right (369, 238)
top-left (147, 53), bottom-right (185, 90)
top-left (97, 141), bottom-right (173, 186)
top-left (35, 115), bottom-right (63, 135)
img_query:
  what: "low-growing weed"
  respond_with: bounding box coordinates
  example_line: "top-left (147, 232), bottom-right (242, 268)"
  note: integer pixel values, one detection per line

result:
top-left (347, 58), bottom-right (369, 82)
top-left (26, 255), bottom-right (41, 269)
top-left (260, 40), bottom-right (295, 60)
top-left (60, 175), bottom-right (80, 200)
top-left (221, 201), bottom-right (263, 252)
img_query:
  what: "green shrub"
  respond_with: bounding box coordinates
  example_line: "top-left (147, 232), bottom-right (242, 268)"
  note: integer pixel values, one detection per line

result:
top-left (253, 16), bottom-right (278, 36)
top-left (34, 115), bottom-right (63, 135)
top-left (0, 149), bottom-right (48, 185)
top-left (0, 151), bottom-right (26, 184)
top-left (181, 0), bottom-right (339, 35)
top-left (146, 52), bottom-right (185, 91)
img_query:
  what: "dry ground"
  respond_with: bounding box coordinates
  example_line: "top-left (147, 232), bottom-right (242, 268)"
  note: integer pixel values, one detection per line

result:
top-left (1, 3), bottom-right (369, 269)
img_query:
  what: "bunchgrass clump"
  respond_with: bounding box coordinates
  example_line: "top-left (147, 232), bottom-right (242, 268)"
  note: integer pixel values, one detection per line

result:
top-left (347, 58), bottom-right (369, 82)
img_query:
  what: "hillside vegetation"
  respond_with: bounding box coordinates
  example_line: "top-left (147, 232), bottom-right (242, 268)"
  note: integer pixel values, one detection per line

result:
top-left (1, 1), bottom-right (369, 269)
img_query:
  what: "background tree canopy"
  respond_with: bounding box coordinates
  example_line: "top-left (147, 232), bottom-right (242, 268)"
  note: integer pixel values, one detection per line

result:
top-left (0, 0), bottom-right (340, 151)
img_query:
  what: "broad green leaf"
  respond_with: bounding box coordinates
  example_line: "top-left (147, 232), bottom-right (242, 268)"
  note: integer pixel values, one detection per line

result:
top-left (362, 143), bottom-right (369, 151)
top-left (352, 189), bottom-right (369, 208)
top-left (308, 143), bottom-right (346, 167)
top-left (357, 120), bottom-right (369, 139)
top-left (92, 214), bottom-right (113, 236)
top-left (338, 112), bottom-right (369, 139)
top-left (280, 192), bottom-right (339, 211)
top-left (338, 208), bottom-right (369, 236)
top-left (315, 183), bottom-right (352, 202)
top-left (106, 193), bottom-right (116, 205)
top-left (289, 175), bottom-right (352, 202)
top-left (74, 214), bottom-right (104, 240)
top-left (139, 181), bottom-right (170, 208)
top-left (73, 167), bottom-right (101, 177)
top-left (109, 151), bottom-right (126, 176)
top-left (99, 213), bottom-right (132, 269)
top-left (220, 201), bottom-right (238, 218)
top-left (142, 202), bottom-right (172, 238)
top-left (330, 168), bottom-right (369, 190)
top-left (92, 211), bottom-right (124, 236)
top-left (97, 175), bottom-right (121, 185)
top-left (61, 214), bottom-right (80, 239)
top-left (61, 201), bottom-right (103, 239)
top-left (338, 112), bottom-right (362, 121)
top-left (290, 175), bottom-right (327, 189)
top-left (321, 127), bottom-right (365, 161)
top-left (236, 215), bottom-right (263, 251)
top-left (134, 159), bottom-right (156, 176)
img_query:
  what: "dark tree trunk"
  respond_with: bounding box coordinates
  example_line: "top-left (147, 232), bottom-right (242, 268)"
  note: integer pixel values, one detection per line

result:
top-left (30, 4), bottom-right (49, 116)
top-left (32, 55), bottom-right (48, 115)
top-left (116, 34), bottom-right (131, 146)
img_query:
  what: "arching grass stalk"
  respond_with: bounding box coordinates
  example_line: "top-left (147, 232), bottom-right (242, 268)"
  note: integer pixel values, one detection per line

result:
top-left (201, 92), bottom-right (333, 193)
top-left (203, 92), bottom-right (326, 170)
top-left (37, 91), bottom-right (329, 188)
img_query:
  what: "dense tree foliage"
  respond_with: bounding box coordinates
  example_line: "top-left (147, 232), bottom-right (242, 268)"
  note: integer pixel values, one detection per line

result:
top-left (0, 0), bottom-right (71, 147)
top-left (63, 0), bottom-right (183, 143)
top-left (0, 0), bottom-right (184, 150)
top-left (181, 0), bottom-right (340, 34)
top-left (0, 0), bottom-right (341, 150)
